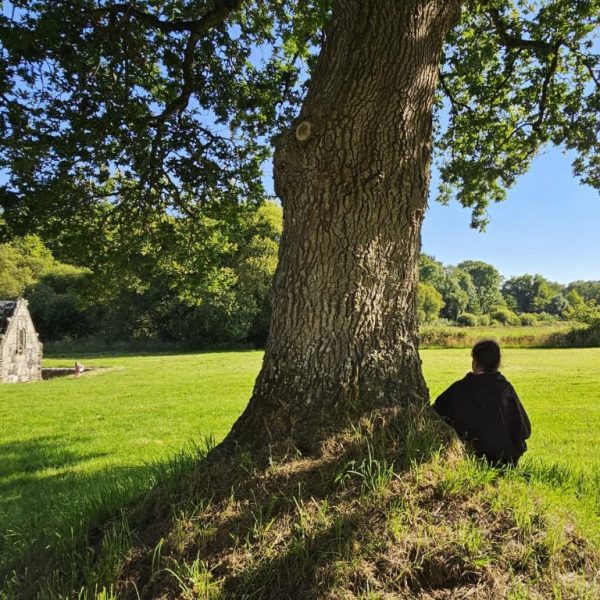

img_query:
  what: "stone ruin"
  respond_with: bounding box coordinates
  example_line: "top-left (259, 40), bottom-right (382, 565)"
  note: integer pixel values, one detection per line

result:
top-left (0, 299), bottom-right (43, 383)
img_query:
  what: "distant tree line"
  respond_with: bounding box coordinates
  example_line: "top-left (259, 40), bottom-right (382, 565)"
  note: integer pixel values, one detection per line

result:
top-left (0, 202), bottom-right (281, 346)
top-left (417, 255), bottom-right (600, 327)
top-left (2, 220), bottom-right (600, 346)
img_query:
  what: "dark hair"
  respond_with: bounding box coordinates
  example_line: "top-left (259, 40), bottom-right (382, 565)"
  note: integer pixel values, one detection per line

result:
top-left (471, 339), bottom-right (501, 372)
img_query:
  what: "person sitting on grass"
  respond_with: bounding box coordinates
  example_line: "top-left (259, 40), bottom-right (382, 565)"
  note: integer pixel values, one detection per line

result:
top-left (433, 339), bottom-right (531, 468)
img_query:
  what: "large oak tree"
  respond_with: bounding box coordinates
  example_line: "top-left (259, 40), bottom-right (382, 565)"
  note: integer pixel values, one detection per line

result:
top-left (1, 0), bottom-right (599, 451)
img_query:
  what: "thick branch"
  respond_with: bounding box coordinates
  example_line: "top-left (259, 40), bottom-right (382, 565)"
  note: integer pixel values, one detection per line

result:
top-left (90, 0), bottom-right (244, 35)
top-left (487, 7), bottom-right (556, 53)
top-left (152, 31), bottom-right (199, 123)
top-left (90, 2), bottom-right (244, 123)
top-left (583, 61), bottom-right (600, 88)
top-left (532, 43), bottom-right (561, 132)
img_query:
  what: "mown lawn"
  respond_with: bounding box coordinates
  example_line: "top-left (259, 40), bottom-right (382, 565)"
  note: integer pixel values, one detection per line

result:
top-left (1, 347), bottom-right (599, 582)
top-left (0, 350), bottom-right (263, 580)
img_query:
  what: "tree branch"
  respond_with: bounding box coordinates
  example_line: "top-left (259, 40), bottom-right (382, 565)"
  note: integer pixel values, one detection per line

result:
top-left (532, 43), bottom-right (561, 133)
top-left (438, 70), bottom-right (472, 115)
top-left (90, 0), bottom-right (244, 35)
top-left (583, 61), bottom-right (600, 88)
top-left (90, 2), bottom-right (245, 124)
top-left (487, 7), bottom-right (556, 53)
top-left (564, 43), bottom-right (600, 89)
top-left (151, 31), bottom-right (199, 124)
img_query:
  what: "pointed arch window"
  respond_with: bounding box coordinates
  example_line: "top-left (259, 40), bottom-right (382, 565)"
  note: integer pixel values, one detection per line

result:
top-left (16, 320), bottom-right (26, 354)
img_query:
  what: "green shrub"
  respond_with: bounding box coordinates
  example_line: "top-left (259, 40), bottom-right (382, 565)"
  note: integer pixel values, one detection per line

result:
top-left (491, 308), bottom-right (520, 326)
top-left (419, 327), bottom-right (468, 347)
top-left (536, 311), bottom-right (558, 324)
top-left (477, 314), bottom-right (491, 326)
top-left (456, 312), bottom-right (478, 327)
top-left (547, 323), bottom-right (600, 347)
top-left (519, 313), bottom-right (538, 326)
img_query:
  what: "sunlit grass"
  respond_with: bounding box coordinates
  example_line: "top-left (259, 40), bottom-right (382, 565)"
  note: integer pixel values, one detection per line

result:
top-left (0, 346), bottom-right (599, 589)
top-left (0, 350), bottom-right (262, 581)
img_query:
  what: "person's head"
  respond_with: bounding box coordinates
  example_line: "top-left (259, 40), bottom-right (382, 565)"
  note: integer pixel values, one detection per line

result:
top-left (471, 339), bottom-right (501, 373)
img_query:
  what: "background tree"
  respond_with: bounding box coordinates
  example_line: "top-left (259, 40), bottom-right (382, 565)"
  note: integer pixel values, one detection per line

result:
top-left (418, 256), bottom-right (476, 320)
top-left (567, 281), bottom-right (600, 305)
top-left (546, 293), bottom-right (568, 316)
top-left (0, 235), bottom-right (54, 298)
top-left (502, 273), bottom-right (545, 313)
top-left (453, 267), bottom-right (480, 315)
top-left (82, 200), bottom-right (281, 345)
top-left (438, 279), bottom-right (468, 321)
top-left (566, 288), bottom-right (585, 308)
top-left (417, 282), bottom-right (445, 323)
top-left (502, 273), bottom-right (568, 315)
top-left (26, 264), bottom-right (97, 341)
top-left (457, 260), bottom-right (505, 314)
top-left (419, 255), bottom-right (446, 290)
top-left (1, 1), bottom-right (599, 450)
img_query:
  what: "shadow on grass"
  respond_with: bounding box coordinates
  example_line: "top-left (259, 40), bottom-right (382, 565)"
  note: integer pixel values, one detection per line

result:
top-left (115, 409), bottom-right (455, 599)
top-left (0, 435), bottom-right (107, 478)
top-left (0, 435), bottom-right (153, 590)
top-left (5, 413), bottom-right (600, 599)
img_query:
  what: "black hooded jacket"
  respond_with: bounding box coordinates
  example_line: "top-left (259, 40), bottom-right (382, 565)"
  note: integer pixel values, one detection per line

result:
top-left (433, 372), bottom-right (531, 464)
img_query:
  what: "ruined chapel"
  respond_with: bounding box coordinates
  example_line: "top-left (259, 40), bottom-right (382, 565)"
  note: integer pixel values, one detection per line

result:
top-left (0, 299), bottom-right (43, 383)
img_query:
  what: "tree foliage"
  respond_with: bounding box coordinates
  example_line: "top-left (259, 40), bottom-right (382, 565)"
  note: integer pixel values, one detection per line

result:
top-left (418, 255), bottom-right (591, 323)
top-left (82, 200), bottom-right (281, 344)
top-left (457, 260), bottom-right (505, 313)
top-left (565, 298), bottom-right (600, 329)
top-left (1, 0), bottom-right (598, 244)
top-left (437, 0), bottom-right (600, 227)
top-left (567, 280), bottom-right (600, 304)
top-left (27, 263), bottom-right (97, 341)
top-left (0, 0), bottom-right (326, 249)
top-left (417, 282), bottom-right (445, 323)
top-left (0, 205), bottom-right (281, 344)
top-left (502, 273), bottom-right (549, 312)
top-left (419, 255), bottom-right (478, 320)
top-left (0, 235), bottom-right (54, 298)
top-left (1, 1), bottom-right (599, 345)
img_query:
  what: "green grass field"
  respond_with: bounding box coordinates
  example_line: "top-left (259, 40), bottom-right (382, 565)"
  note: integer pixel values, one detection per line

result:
top-left (1, 347), bottom-right (599, 586)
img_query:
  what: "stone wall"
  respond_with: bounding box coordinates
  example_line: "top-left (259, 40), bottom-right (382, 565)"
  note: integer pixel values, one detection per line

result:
top-left (0, 301), bottom-right (43, 383)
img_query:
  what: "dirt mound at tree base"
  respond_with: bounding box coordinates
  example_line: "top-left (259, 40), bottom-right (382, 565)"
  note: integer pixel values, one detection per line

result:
top-left (107, 409), bottom-right (599, 600)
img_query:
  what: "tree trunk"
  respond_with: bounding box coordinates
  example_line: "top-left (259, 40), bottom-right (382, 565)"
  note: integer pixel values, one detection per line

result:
top-left (225, 0), bottom-right (461, 453)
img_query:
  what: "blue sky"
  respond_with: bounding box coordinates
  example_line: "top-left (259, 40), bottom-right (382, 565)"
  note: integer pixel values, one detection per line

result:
top-left (422, 149), bottom-right (600, 284)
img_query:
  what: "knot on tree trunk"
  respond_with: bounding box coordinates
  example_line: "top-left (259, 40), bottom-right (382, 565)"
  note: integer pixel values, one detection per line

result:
top-left (295, 121), bottom-right (313, 142)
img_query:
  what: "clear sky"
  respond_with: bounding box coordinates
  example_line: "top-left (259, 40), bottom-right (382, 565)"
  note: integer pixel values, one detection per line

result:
top-left (422, 149), bottom-right (600, 284)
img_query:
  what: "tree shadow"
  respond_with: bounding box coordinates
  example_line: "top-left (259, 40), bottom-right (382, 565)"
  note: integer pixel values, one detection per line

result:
top-left (0, 435), bottom-right (105, 478)
top-left (117, 408), bottom-right (456, 599)
top-left (1, 408), bottom-right (457, 598)
top-left (0, 435), bottom-right (149, 586)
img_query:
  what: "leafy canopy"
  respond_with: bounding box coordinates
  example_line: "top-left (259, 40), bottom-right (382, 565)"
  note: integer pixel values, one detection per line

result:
top-left (0, 0), bottom-right (598, 239)
top-left (0, 234), bottom-right (54, 297)
top-left (437, 0), bottom-right (600, 227)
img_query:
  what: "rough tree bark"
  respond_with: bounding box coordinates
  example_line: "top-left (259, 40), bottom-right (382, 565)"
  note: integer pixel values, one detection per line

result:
top-left (225, 0), bottom-right (461, 453)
